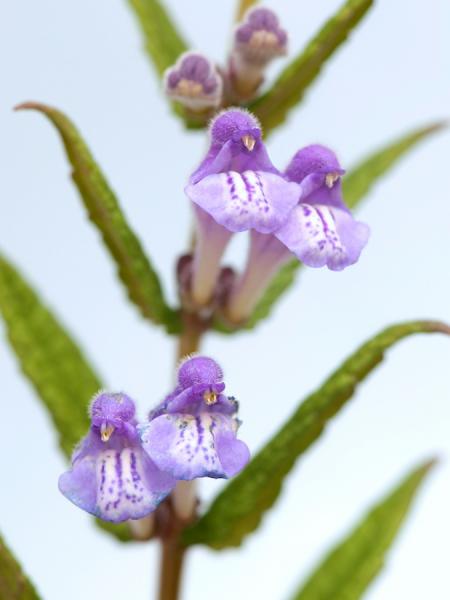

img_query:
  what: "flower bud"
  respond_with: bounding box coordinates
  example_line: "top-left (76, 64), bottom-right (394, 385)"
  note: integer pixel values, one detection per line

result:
top-left (230, 8), bottom-right (288, 99)
top-left (164, 52), bottom-right (223, 112)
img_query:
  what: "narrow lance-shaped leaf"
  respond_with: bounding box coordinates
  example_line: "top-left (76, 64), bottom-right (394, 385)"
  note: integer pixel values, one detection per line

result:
top-left (236, 0), bottom-right (259, 22)
top-left (0, 533), bottom-right (41, 599)
top-left (127, 0), bottom-right (188, 77)
top-left (0, 254), bottom-right (132, 543)
top-left (249, 0), bottom-right (373, 133)
top-left (16, 102), bottom-right (181, 334)
top-left (184, 320), bottom-right (449, 549)
top-left (233, 121), bottom-right (446, 333)
top-left (343, 121), bottom-right (446, 209)
top-left (0, 254), bottom-right (99, 455)
top-left (292, 460), bottom-right (435, 600)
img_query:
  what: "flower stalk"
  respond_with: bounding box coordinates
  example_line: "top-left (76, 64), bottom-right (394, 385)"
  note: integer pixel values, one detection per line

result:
top-left (158, 310), bottom-right (203, 600)
top-left (159, 533), bottom-right (187, 600)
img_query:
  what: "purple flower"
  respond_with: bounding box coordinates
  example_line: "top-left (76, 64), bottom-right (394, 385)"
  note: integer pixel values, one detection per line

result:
top-left (226, 145), bottom-right (369, 322)
top-left (234, 7), bottom-right (287, 66)
top-left (59, 392), bottom-right (175, 522)
top-left (276, 145), bottom-right (370, 270)
top-left (164, 52), bottom-right (222, 112)
top-left (185, 108), bottom-right (300, 305)
top-left (141, 356), bottom-right (250, 480)
top-left (188, 109), bottom-right (299, 231)
top-left (226, 230), bottom-right (292, 323)
top-left (230, 7), bottom-right (288, 99)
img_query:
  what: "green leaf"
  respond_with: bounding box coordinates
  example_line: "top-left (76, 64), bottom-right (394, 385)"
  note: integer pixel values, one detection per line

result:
top-left (236, 0), bottom-right (259, 22)
top-left (249, 0), bottom-right (373, 133)
top-left (127, 0), bottom-right (188, 77)
top-left (233, 121), bottom-right (446, 333)
top-left (343, 121), bottom-right (447, 209)
top-left (0, 254), bottom-right (134, 543)
top-left (0, 533), bottom-right (41, 599)
top-left (0, 253), bottom-right (100, 456)
top-left (16, 102), bottom-right (181, 334)
top-left (292, 459), bottom-right (435, 600)
top-left (184, 320), bottom-right (449, 549)
top-left (95, 520), bottom-right (133, 543)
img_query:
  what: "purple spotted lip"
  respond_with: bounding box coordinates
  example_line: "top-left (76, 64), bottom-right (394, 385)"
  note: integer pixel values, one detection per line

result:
top-left (58, 358), bottom-right (250, 523)
top-left (142, 356), bottom-right (250, 480)
top-left (58, 392), bottom-right (175, 523)
top-left (226, 143), bottom-right (370, 320)
top-left (275, 144), bottom-right (370, 271)
top-left (187, 108), bottom-right (300, 233)
top-left (185, 108), bottom-right (300, 305)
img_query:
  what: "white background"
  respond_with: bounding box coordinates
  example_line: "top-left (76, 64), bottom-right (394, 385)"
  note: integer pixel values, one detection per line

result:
top-left (1, 1), bottom-right (449, 598)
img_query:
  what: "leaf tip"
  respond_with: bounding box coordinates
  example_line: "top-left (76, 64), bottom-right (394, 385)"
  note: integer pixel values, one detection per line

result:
top-left (422, 320), bottom-right (450, 336)
top-left (430, 119), bottom-right (448, 131)
top-left (14, 101), bottom-right (50, 114)
top-left (414, 456), bottom-right (439, 487)
top-left (421, 456), bottom-right (439, 471)
top-left (419, 120), bottom-right (448, 140)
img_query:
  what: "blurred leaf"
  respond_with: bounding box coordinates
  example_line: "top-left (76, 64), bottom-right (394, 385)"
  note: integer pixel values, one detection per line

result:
top-left (0, 255), bottom-right (134, 543)
top-left (184, 320), bottom-right (449, 549)
top-left (249, 0), bottom-right (373, 133)
top-left (16, 102), bottom-right (181, 334)
top-left (0, 533), bottom-right (41, 599)
top-left (343, 121), bottom-right (447, 209)
top-left (236, 0), bottom-right (259, 22)
top-left (292, 459), bottom-right (435, 600)
top-left (233, 121), bottom-right (446, 333)
top-left (0, 254), bottom-right (133, 543)
top-left (127, 0), bottom-right (188, 77)
top-left (0, 253), bottom-right (99, 456)
top-left (126, 1), bottom-right (204, 128)
top-left (95, 520), bottom-right (132, 543)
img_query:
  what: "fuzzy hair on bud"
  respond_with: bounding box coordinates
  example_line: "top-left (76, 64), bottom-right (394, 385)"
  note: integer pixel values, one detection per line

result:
top-left (164, 51), bottom-right (223, 111)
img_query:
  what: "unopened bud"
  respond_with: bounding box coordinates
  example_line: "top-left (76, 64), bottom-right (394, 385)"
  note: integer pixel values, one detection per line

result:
top-left (230, 8), bottom-right (287, 99)
top-left (165, 52), bottom-right (223, 112)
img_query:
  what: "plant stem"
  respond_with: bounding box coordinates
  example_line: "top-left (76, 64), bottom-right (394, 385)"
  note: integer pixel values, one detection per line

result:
top-left (158, 534), bottom-right (187, 600)
top-left (158, 310), bottom-right (205, 600)
top-left (176, 311), bottom-right (205, 360)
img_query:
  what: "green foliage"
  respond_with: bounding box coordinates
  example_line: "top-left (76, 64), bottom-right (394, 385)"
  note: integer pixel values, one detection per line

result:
top-left (95, 520), bottom-right (133, 543)
top-left (16, 102), bottom-right (180, 334)
top-left (0, 255), bottom-right (134, 542)
top-left (236, 122), bottom-right (446, 333)
top-left (292, 460), bottom-right (435, 600)
top-left (184, 321), bottom-right (449, 549)
top-left (0, 533), bottom-right (41, 599)
top-left (236, 0), bottom-right (259, 22)
top-left (249, 0), bottom-right (373, 133)
top-left (0, 254), bottom-right (100, 456)
top-left (343, 122), bottom-right (446, 209)
top-left (127, 0), bottom-right (188, 76)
